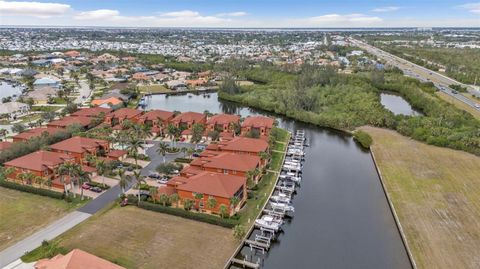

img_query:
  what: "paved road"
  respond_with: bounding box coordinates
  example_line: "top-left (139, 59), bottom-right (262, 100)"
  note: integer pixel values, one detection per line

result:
top-left (350, 38), bottom-right (480, 111)
top-left (74, 80), bottom-right (92, 105)
top-left (0, 212), bottom-right (91, 267)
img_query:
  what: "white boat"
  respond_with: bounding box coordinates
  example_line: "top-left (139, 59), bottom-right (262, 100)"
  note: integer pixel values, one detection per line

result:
top-left (279, 174), bottom-right (302, 183)
top-left (255, 215), bottom-right (283, 231)
top-left (270, 201), bottom-right (295, 213)
top-left (270, 193), bottom-right (291, 203)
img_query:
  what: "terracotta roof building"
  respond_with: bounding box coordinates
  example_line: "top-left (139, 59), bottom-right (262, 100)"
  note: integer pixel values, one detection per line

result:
top-left (50, 136), bottom-right (110, 164)
top-left (241, 116), bottom-right (275, 137)
top-left (91, 97), bottom-right (123, 107)
top-left (186, 152), bottom-right (261, 177)
top-left (104, 108), bottom-right (143, 126)
top-left (4, 150), bottom-right (75, 189)
top-left (206, 137), bottom-right (269, 156)
top-left (175, 172), bottom-right (247, 215)
top-left (171, 112), bottom-right (206, 130)
top-left (34, 248), bottom-right (125, 269)
top-left (206, 114), bottom-right (240, 134)
top-left (12, 127), bottom-right (63, 143)
top-left (137, 109), bottom-right (175, 135)
top-left (71, 107), bottom-right (112, 117)
top-left (47, 116), bottom-right (93, 129)
top-left (0, 141), bottom-right (12, 151)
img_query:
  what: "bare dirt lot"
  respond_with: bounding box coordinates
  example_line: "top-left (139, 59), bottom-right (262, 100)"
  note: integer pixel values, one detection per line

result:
top-left (362, 126), bottom-right (480, 269)
top-left (55, 206), bottom-right (238, 269)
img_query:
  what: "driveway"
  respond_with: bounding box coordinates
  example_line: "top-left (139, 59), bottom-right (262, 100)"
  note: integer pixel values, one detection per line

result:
top-left (74, 80), bottom-right (92, 104)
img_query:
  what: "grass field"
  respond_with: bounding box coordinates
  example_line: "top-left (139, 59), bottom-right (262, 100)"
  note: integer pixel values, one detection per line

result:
top-left (362, 126), bottom-right (480, 269)
top-left (32, 206), bottom-right (238, 269)
top-left (0, 187), bottom-right (73, 251)
top-left (436, 91), bottom-right (480, 120)
top-left (139, 84), bottom-right (172, 94)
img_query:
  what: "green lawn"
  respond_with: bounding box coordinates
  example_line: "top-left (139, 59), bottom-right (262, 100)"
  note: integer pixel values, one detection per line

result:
top-left (269, 151), bottom-right (284, 171)
top-left (273, 142), bottom-right (286, 151)
top-left (139, 84), bottom-right (172, 94)
top-left (0, 187), bottom-right (77, 251)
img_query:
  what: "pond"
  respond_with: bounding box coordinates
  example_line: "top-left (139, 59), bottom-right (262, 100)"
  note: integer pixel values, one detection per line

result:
top-left (145, 93), bottom-right (412, 269)
top-left (0, 81), bottom-right (23, 100)
top-left (380, 93), bottom-right (422, 116)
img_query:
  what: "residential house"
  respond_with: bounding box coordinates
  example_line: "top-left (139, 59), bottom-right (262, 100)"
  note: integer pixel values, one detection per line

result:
top-left (241, 116), bottom-right (275, 137)
top-left (137, 109), bottom-right (175, 136)
top-left (205, 137), bottom-right (269, 157)
top-left (91, 97), bottom-right (123, 108)
top-left (104, 108), bottom-right (143, 126)
top-left (0, 141), bottom-right (12, 151)
top-left (12, 127), bottom-right (62, 143)
top-left (50, 136), bottom-right (110, 165)
top-left (185, 152), bottom-right (261, 178)
top-left (171, 172), bottom-right (247, 215)
top-left (71, 107), bottom-right (112, 117)
top-left (206, 114), bottom-right (240, 134)
top-left (4, 150), bottom-right (75, 189)
top-left (26, 87), bottom-right (57, 104)
top-left (46, 116), bottom-right (93, 129)
top-left (0, 101), bottom-right (29, 120)
top-left (33, 77), bottom-right (60, 88)
top-left (34, 249), bottom-right (126, 269)
top-left (171, 112), bottom-right (206, 130)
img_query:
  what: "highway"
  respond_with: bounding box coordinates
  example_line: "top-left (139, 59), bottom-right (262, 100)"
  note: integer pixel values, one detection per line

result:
top-left (349, 38), bottom-right (480, 111)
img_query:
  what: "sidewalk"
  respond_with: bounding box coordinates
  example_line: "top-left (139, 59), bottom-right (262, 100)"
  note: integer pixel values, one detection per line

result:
top-left (0, 211), bottom-right (91, 268)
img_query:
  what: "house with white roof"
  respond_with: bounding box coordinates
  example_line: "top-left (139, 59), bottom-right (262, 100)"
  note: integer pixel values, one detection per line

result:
top-left (33, 77), bottom-right (60, 88)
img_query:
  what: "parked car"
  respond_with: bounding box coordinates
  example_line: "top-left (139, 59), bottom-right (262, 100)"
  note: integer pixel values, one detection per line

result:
top-left (81, 183), bottom-right (91, 190)
top-left (148, 172), bottom-right (161, 179)
top-left (90, 186), bottom-right (102, 193)
top-left (192, 153), bottom-right (200, 157)
top-left (452, 90), bottom-right (458, 94)
top-left (474, 103), bottom-right (480, 108)
top-left (156, 176), bottom-right (169, 184)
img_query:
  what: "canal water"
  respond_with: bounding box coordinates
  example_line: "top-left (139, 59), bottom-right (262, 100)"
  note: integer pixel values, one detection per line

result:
top-left (145, 93), bottom-right (412, 269)
top-left (0, 81), bottom-right (22, 100)
top-left (380, 93), bottom-right (422, 116)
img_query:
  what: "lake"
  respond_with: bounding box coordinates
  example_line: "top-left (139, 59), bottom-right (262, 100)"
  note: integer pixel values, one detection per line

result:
top-left (145, 93), bottom-right (412, 269)
top-left (380, 93), bottom-right (422, 116)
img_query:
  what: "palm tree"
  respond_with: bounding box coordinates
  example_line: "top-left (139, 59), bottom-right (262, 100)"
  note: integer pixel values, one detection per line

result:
top-left (58, 164), bottom-right (70, 194)
top-left (246, 170), bottom-right (255, 189)
top-left (187, 147), bottom-right (195, 159)
top-left (219, 204), bottom-right (229, 218)
top-left (166, 124), bottom-right (177, 147)
top-left (180, 147), bottom-right (188, 158)
top-left (194, 193), bottom-right (204, 210)
top-left (1, 167), bottom-right (15, 181)
top-left (183, 198), bottom-right (194, 211)
top-left (95, 159), bottom-right (108, 186)
top-left (78, 169), bottom-right (92, 201)
top-left (159, 194), bottom-right (169, 207)
top-left (58, 163), bottom-right (81, 197)
top-left (170, 193), bottom-right (180, 208)
top-left (230, 196), bottom-right (240, 211)
top-left (156, 142), bottom-right (169, 163)
top-left (0, 129), bottom-right (8, 140)
top-left (155, 117), bottom-right (165, 137)
top-left (150, 187), bottom-right (158, 204)
top-left (127, 136), bottom-right (144, 167)
top-left (207, 196), bottom-right (217, 212)
top-left (190, 123), bottom-right (205, 149)
top-left (34, 175), bottom-right (44, 188)
top-left (118, 168), bottom-right (132, 194)
top-left (133, 170), bottom-right (146, 204)
top-left (17, 172), bottom-right (33, 185)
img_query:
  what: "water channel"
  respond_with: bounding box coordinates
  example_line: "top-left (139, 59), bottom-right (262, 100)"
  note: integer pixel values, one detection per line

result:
top-left (0, 81), bottom-right (22, 100)
top-left (145, 92), bottom-right (412, 269)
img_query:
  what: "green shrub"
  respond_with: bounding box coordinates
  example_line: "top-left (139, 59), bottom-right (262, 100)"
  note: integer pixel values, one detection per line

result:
top-left (353, 130), bottom-right (373, 149)
top-left (138, 201), bottom-right (239, 228)
top-left (21, 240), bottom-right (68, 263)
top-left (174, 158), bottom-right (193, 163)
top-left (0, 179), bottom-right (64, 199)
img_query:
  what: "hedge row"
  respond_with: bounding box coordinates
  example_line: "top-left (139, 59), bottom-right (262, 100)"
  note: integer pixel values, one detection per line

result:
top-left (138, 201), bottom-right (239, 228)
top-left (0, 180), bottom-right (64, 200)
top-left (174, 158), bottom-right (193, 163)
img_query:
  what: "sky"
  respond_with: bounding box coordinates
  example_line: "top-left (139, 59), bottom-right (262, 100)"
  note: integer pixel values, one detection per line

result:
top-left (0, 0), bottom-right (479, 28)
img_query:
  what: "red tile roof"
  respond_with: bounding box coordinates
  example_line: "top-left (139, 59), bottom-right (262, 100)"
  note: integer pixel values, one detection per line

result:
top-left (107, 149), bottom-right (128, 158)
top-left (207, 114), bottom-right (240, 125)
top-left (34, 248), bottom-right (125, 269)
top-left (50, 136), bottom-right (108, 154)
top-left (107, 108), bottom-right (143, 120)
top-left (4, 150), bottom-right (74, 171)
top-left (220, 137), bottom-right (269, 154)
top-left (176, 172), bottom-right (245, 198)
top-left (47, 116), bottom-right (93, 128)
top-left (195, 152), bottom-right (260, 172)
top-left (71, 107), bottom-right (112, 117)
top-left (157, 186), bottom-right (176, 196)
top-left (138, 109), bottom-right (175, 122)
top-left (13, 127), bottom-right (62, 141)
top-left (171, 112), bottom-right (206, 124)
top-left (0, 141), bottom-right (12, 151)
top-left (242, 116), bottom-right (274, 129)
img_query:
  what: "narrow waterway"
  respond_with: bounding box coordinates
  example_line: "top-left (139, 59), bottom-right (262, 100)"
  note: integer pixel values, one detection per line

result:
top-left (145, 93), bottom-right (411, 269)
top-left (0, 81), bottom-right (22, 99)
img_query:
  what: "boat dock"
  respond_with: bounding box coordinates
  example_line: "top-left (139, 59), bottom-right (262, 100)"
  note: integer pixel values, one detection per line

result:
top-left (227, 129), bottom-right (307, 269)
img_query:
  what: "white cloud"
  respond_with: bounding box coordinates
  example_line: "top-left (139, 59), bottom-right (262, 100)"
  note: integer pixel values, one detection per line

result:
top-left (217, 11), bottom-right (248, 17)
top-left (372, 6), bottom-right (400, 12)
top-left (160, 10), bottom-right (200, 17)
top-left (0, 0), bottom-right (70, 17)
top-left (458, 2), bottom-right (480, 13)
top-left (74, 9), bottom-right (120, 20)
top-left (290, 14), bottom-right (382, 27)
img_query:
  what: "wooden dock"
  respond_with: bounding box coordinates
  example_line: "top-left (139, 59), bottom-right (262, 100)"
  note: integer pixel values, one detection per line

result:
top-left (231, 258), bottom-right (260, 269)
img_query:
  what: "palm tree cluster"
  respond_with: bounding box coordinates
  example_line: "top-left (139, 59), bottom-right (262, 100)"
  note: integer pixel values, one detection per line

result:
top-left (58, 162), bottom-right (92, 200)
